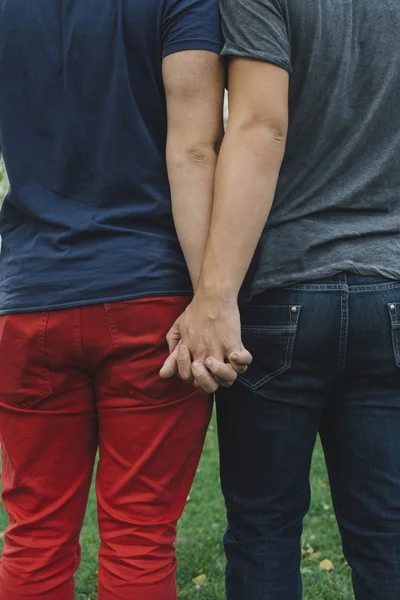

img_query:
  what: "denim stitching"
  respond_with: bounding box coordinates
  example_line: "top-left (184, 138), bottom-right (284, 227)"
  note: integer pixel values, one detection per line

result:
top-left (238, 307), bottom-right (300, 390)
top-left (242, 325), bottom-right (298, 332)
top-left (103, 304), bottom-right (131, 396)
top-left (35, 312), bottom-right (52, 403)
top-left (280, 285), bottom-right (344, 292)
top-left (103, 304), bottom-right (128, 394)
top-left (388, 304), bottom-right (400, 368)
top-left (281, 282), bottom-right (400, 293)
top-left (103, 304), bottom-right (120, 350)
top-left (338, 276), bottom-right (349, 376)
top-left (349, 283), bottom-right (400, 293)
top-left (238, 360), bottom-right (289, 390)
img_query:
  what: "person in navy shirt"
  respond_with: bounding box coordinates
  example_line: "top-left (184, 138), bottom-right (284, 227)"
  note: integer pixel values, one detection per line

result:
top-left (0, 1), bottom-right (225, 598)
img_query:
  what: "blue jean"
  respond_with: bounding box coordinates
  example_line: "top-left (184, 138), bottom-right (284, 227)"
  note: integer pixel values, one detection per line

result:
top-left (217, 274), bottom-right (400, 600)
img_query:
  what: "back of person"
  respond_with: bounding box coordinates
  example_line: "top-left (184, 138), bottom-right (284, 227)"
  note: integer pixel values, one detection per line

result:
top-left (0, 1), bottom-right (223, 599)
top-left (189, 2), bottom-right (400, 599)
top-left (0, 0), bottom-right (219, 313)
top-left (230, 0), bottom-right (400, 293)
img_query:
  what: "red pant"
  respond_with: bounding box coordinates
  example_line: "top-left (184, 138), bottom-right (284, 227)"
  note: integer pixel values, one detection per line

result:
top-left (0, 298), bottom-right (212, 600)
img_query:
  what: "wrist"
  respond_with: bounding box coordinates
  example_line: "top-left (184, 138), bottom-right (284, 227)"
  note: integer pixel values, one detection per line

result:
top-left (195, 280), bottom-right (238, 305)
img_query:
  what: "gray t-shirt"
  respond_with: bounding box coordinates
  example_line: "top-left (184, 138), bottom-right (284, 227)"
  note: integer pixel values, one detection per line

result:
top-left (221, 0), bottom-right (400, 294)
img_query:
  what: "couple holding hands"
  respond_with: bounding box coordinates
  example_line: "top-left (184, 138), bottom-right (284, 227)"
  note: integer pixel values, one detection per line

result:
top-left (1, 0), bottom-right (400, 599)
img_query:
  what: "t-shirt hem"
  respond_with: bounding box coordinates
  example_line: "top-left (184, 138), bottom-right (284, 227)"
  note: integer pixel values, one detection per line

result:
top-left (0, 289), bottom-right (194, 315)
top-left (162, 39), bottom-right (223, 59)
top-left (221, 42), bottom-right (293, 74)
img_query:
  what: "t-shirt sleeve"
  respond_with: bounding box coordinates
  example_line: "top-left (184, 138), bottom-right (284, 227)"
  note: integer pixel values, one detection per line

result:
top-left (220, 0), bottom-right (292, 73)
top-left (162, 0), bottom-right (223, 59)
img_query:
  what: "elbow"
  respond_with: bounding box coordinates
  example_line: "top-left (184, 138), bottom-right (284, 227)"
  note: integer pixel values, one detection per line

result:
top-left (231, 115), bottom-right (288, 148)
top-left (185, 142), bottom-right (220, 163)
top-left (262, 122), bottom-right (287, 147)
top-left (167, 141), bottom-right (220, 171)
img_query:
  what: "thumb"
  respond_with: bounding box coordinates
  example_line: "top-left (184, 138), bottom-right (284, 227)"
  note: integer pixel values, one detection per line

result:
top-left (160, 346), bottom-right (179, 380)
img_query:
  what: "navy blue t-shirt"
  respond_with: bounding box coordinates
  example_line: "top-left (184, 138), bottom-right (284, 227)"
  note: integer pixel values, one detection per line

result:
top-left (0, 0), bottom-right (222, 314)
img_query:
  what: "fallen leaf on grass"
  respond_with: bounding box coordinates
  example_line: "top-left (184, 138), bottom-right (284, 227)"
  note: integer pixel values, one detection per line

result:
top-left (192, 574), bottom-right (208, 587)
top-left (319, 559), bottom-right (334, 572)
top-left (301, 544), bottom-right (314, 558)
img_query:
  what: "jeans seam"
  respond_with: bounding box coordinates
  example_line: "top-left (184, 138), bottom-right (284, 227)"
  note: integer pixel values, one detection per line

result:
top-left (238, 360), bottom-right (289, 391)
top-left (338, 277), bottom-right (349, 376)
top-left (103, 304), bottom-right (119, 350)
top-left (242, 325), bottom-right (298, 332)
top-left (349, 283), bottom-right (400, 292)
top-left (282, 284), bottom-right (344, 292)
top-left (280, 282), bottom-right (400, 293)
top-left (72, 308), bottom-right (85, 362)
top-left (388, 304), bottom-right (400, 368)
top-left (39, 312), bottom-right (53, 398)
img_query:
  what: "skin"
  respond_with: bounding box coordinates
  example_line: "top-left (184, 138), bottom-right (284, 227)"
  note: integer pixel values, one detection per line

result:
top-left (161, 57), bottom-right (290, 393)
top-left (162, 50), bottom-right (242, 390)
top-left (163, 50), bottom-right (224, 290)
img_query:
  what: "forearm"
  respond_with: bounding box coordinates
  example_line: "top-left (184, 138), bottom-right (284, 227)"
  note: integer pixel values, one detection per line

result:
top-left (197, 123), bottom-right (286, 300)
top-left (167, 142), bottom-right (219, 289)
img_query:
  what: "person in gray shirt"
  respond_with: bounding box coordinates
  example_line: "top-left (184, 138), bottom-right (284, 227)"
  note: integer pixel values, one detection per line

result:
top-left (161, 0), bottom-right (400, 598)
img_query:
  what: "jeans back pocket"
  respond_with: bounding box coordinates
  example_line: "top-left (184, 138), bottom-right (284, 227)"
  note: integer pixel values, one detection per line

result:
top-left (238, 305), bottom-right (301, 390)
top-left (0, 313), bottom-right (52, 407)
top-left (104, 300), bottom-right (199, 405)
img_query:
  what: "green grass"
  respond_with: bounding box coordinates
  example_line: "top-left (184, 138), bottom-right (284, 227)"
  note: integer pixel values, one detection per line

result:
top-left (0, 416), bottom-right (353, 600)
top-left (0, 159), bottom-right (8, 202)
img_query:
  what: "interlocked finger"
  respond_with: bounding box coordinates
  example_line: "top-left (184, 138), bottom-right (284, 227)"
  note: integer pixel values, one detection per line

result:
top-left (177, 345), bottom-right (194, 384)
top-left (205, 358), bottom-right (237, 388)
top-left (192, 361), bottom-right (219, 394)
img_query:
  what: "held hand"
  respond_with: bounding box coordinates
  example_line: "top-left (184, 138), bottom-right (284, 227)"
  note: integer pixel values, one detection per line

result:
top-left (160, 341), bottom-right (247, 393)
top-left (159, 294), bottom-right (252, 393)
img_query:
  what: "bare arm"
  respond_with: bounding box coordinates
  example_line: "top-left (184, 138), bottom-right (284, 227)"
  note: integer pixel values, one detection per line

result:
top-left (161, 57), bottom-right (289, 391)
top-left (163, 50), bottom-right (224, 289)
top-left (198, 57), bottom-right (289, 301)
